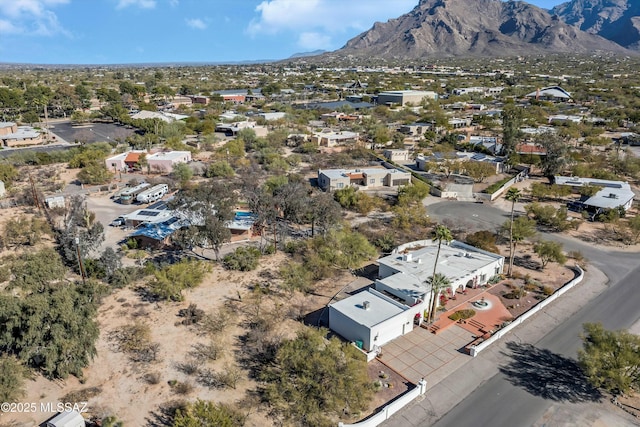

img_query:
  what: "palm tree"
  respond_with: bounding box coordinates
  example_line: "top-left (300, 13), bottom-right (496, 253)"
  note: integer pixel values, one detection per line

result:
top-left (505, 187), bottom-right (522, 276)
top-left (428, 224), bottom-right (452, 323)
top-left (426, 273), bottom-right (451, 323)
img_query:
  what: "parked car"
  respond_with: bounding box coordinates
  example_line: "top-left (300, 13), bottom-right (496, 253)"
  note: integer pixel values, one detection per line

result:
top-left (110, 217), bottom-right (125, 227)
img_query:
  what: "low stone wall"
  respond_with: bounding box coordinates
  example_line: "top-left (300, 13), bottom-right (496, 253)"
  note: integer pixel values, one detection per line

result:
top-left (469, 265), bottom-right (584, 357)
top-left (338, 379), bottom-right (427, 427)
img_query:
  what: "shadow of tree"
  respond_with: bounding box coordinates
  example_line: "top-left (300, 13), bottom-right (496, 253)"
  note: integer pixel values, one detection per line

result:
top-left (499, 342), bottom-right (602, 403)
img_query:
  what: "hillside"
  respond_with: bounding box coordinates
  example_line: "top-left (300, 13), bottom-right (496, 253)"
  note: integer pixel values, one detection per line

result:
top-left (552, 0), bottom-right (640, 50)
top-left (330, 0), bottom-right (628, 58)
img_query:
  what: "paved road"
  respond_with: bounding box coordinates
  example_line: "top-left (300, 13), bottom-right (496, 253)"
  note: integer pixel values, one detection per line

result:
top-left (408, 201), bottom-right (640, 427)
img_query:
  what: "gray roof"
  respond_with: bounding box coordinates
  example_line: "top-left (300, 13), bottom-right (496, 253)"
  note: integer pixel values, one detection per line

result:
top-left (377, 240), bottom-right (503, 298)
top-left (585, 188), bottom-right (635, 210)
top-left (330, 288), bottom-right (408, 328)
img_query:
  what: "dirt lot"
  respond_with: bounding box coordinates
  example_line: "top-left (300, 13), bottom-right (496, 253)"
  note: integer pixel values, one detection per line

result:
top-left (3, 248), bottom-right (395, 427)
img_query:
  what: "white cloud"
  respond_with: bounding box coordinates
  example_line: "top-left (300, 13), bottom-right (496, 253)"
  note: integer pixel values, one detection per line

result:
top-left (297, 32), bottom-right (332, 50)
top-left (116, 0), bottom-right (156, 10)
top-left (0, 18), bottom-right (19, 33)
top-left (0, 0), bottom-right (70, 36)
top-left (185, 18), bottom-right (206, 30)
top-left (247, 0), bottom-right (416, 37)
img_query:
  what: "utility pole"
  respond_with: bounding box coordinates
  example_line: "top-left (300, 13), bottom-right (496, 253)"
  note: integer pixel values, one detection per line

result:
top-left (75, 237), bottom-right (87, 285)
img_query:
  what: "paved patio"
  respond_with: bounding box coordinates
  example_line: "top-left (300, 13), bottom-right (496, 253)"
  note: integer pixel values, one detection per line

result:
top-left (377, 325), bottom-right (472, 388)
top-left (377, 284), bottom-right (514, 388)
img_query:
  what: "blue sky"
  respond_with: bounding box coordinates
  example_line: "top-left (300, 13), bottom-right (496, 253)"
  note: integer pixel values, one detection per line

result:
top-left (0, 0), bottom-right (566, 65)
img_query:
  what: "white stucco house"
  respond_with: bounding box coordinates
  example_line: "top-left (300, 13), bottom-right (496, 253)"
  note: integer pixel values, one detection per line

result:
top-left (329, 288), bottom-right (415, 354)
top-left (318, 167), bottom-right (411, 192)
top-left (147, 151), bottom-right (192, 173)
top-left (328, 239), bottom-right (504, 358)
top-left (554, 176), bottom-right (635, 212)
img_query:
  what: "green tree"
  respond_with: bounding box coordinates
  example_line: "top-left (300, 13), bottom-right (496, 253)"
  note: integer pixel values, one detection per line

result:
top-left (206, 161), bottom-right (235, 178)
top-left (170, 181), bottom-right (237, 260)
top-left (538, 132), bottom-right (570, 182)
top-left (464, 161), bottom-right (497, 183)
top-left (465, 230), bottom-right (499, 253)
top-left (502, 102), bottom-right (523, 163)
top-left (173, 400), bottom-right (246, 427)
top-left (505, 187), bottom-right (521, 276)
top-left (426, 272), bottom-right (451, 321)
top-left (171, 162), bottom-right (194, 185)
top-left (0, 163), bottom-right (18, 185)
top-left (77, 163), bottom-right (113, 185)
top-left (0, 355), bottom-right (28, 402)
top-left (579, 323), bottom-right (640, 395)
top-left (428, 225), bottom-right (452, 323)
top-left (533, 240), bottom-right (567, 270)
top-left (502, 217), bottom-right (537, 275)
top-left (261, 327), bottom-right (373, 426)
top-left (147, 259), bottom-right (210, 301)
top-left (222, 247), bottom-right (262, 271)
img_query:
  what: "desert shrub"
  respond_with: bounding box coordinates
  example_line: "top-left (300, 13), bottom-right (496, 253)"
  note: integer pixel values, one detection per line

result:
top-left (61, 386), bottom-right (102, 403)
top-left (222, 246), bottom-right (261, 271)
top-left (541, 285), bottom-right (555, 296)
top-left (144, 372), bottom-right (162, 385)
top-left (178, 304), bottom-right (205, 326)
top-left (449, 309), bottom-right (476, 321)
top-left (198, 365), bottom-right (242, 390)
top-left (171, 381), bottom-right (194, 395)
top-left (279, 261), bottom-right (313, 294)
top-left (200, 306), bottom-right (234, 336)
top-left (173, 400), bottom-right (247, 427)
top-left (190, 341), bottom-right (223, 362)
top-left (175, 361), bottom-right (200, 376)
top-left (147, 259), bottom-right (210, 301)
top-left (465, 230), bottom-right (499, 253)
top-left (110, 322), bottom-right (160, 363)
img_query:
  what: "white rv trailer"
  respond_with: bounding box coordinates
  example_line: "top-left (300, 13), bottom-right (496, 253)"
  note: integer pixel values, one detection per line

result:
top-left (119, 182), bottom-right (150, 204)
top-left (136, 183), bottom-right (169, 204)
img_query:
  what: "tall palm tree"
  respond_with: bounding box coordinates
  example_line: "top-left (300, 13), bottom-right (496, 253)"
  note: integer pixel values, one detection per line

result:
top-left (505, 187), bottom-right (522, 276)
top-left (428, 224), bottom-right (452, 323)
top-left (426, 272), bottom-right (451, 323)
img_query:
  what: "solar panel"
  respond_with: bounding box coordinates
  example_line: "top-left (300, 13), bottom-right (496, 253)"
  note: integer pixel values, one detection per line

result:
top-left (139, 210), bottom-right (160, 217)
top-left (147, 201), bottom-right (167, 210)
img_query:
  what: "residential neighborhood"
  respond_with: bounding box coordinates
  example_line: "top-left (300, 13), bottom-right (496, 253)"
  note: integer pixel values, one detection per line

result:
top-left (2, 31), bottom-right (640, 427)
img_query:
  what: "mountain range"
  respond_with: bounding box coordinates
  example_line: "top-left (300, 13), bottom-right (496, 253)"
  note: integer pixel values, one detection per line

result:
top-left (327, 0), bottom-right (638, 59)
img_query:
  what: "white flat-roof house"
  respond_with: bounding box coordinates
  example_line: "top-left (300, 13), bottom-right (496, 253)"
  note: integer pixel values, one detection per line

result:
top-left (383, 149), bottom-right (410, 162)
top-left (327, 240), bottom-right (504, 357)
top-left (554, 176), bottom-right (635, 212)
top-left (311, 130), bottom-right (359, 147)
top-left (147, 151), bottom-right (192, 173)
top-left (376, 240), bottom-right (504, 310)
top-left (318, 167), bottom-right (411, 191)
top-left (329, 288), bottom-right (414, 353)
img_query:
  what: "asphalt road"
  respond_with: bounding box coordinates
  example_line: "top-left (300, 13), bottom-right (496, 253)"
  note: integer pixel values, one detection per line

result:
top-left (422, 201), bottom-right (640, 427)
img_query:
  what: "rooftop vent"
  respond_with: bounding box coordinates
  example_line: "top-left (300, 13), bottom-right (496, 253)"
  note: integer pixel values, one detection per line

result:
top-left (403, 253), bottom-right (413, 262)
top-left (363, 301), bottom-right (370, 310)
top-left (609, 193), bottom-right (618, 199)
